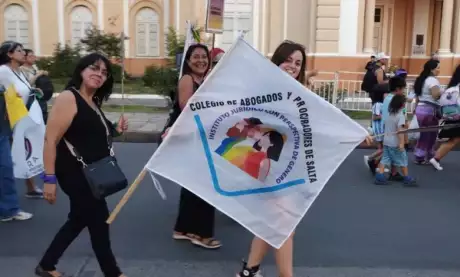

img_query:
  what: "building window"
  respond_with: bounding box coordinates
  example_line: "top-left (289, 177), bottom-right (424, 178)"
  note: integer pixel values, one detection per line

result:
top-left (71, 5), bottom-right (93, 47)
top-left (374, 8), bottom-right (382, 23)
top-left (219, 0), bottom-right (253, 51)
top-left (4, 4), bottom-right (29, 47)
top-left (135, 8), bottom-right (160, 57)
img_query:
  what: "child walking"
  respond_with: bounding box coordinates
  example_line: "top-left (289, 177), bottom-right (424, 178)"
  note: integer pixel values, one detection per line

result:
top-left (365, 86), bottom-right (385, 174)
top-left (375, 94), bottom-right (417, 186)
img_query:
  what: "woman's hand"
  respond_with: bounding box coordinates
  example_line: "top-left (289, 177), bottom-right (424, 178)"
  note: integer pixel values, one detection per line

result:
top-left (161, 127), bottom-right (171, 139)
top-left (365, 135), bottom-right (374, 145)
top-left (116, 115), bottom-right (128, 134)
top-left (37, 70), bottom-right (48, 76)
top-left (43, 183), bottom-right (57, 204)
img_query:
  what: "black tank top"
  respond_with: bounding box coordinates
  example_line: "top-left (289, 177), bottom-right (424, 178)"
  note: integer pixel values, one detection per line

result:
top-left (55, 88), bottom-right (112, 179)
top-left (164, 75), bottom-right (201, 131)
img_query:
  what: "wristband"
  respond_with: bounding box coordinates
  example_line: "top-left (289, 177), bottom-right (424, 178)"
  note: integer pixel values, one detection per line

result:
top-left (40, 172), bottom-right (57, 184)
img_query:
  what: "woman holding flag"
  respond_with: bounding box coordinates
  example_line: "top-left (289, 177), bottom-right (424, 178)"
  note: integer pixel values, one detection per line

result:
top-left (236, 40), bottom-right (315, 277)
top-left (0, 41), bottom-right (44, 199)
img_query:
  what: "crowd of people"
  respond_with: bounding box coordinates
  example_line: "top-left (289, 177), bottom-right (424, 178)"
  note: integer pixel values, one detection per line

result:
top-left (1, 35), bottom-right (459, 277)
top-left (0, 38), bottom-right (324, 277)
top-left (363, 53), bottom-right (460, 186)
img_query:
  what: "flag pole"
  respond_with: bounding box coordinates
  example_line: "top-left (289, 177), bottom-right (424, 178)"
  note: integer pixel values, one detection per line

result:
top-left (107, 168), bottom-right (148, 224)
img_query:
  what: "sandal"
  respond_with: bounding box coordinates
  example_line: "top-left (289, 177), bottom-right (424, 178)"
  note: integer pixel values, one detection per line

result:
top-left (190, 236), bottom-right (222, 249)
top-left (35, 265), bottom-right (71, 277)
top-left (172, 231), bottom-right (194, 241)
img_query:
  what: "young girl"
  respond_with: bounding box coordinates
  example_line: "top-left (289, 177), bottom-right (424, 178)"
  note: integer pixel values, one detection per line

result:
top-left (375, 94), bottom-right (417, 187)
top-left (365, 84), bottom-right (386, 174)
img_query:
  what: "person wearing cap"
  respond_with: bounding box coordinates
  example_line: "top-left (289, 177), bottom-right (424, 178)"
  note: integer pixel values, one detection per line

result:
top-left (365, 55), bottom-right (376, 71)
top-left (374, 52), bottom-right (390, 84)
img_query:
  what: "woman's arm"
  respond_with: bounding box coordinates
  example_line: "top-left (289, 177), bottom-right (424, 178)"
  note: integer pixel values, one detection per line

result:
top-left (375, 68), bottom-right (388, 84)
top-left (43, 91), bottom-right (77, 175)
top-left (178, 75), bottom-right (195, 110)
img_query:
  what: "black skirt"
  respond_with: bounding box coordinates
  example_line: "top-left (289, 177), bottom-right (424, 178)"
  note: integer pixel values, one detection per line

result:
top-left (438, 120), bottom-right (460, 139)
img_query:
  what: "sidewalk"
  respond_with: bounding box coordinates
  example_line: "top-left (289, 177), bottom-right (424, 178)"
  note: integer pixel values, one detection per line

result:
top-left (106, 111), bottom-right (378, 149)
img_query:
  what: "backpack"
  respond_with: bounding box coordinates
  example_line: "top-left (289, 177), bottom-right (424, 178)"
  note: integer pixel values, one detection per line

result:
top-left (439, 85), bottom-right (460, 120)
top-left (361, 68), bottom-right (378, 93)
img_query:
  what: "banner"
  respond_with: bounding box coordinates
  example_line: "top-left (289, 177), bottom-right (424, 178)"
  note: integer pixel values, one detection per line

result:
top-left (205, 0), bottom-right (225, 33)
top-left (179, 21), bottom-right (199, 78)
top-left (4, 85), bottom-right (28, 128)
top-left (11, 100), bottom-right (45, 179)
top-left (145, 37), bottom-right (368, 248)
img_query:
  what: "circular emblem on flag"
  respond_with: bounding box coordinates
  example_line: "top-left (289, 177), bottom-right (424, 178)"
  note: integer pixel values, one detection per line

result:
top-left (24, 138), bottom-right (32, 160)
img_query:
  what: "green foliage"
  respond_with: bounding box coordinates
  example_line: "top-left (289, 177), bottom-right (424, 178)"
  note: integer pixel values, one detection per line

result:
top-left (80, 26), bottom-right (123, 58)
top-left (313, 82), bottom-right (346, 104)
top-left (142, 65), bottom-right (178, 95)
top-left (37, 43), bottom-right (82, 79)
top-left (166, 26), bottom-right (185, 64)
top-left (165, 24), bottom-right (205, 66)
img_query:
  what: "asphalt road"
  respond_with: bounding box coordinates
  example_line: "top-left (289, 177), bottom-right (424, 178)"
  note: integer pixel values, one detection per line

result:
top-left (2, 144), bottom-right (460, 277)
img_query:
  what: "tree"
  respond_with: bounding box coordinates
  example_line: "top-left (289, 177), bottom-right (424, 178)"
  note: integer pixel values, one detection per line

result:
top-left (80, 26), bottom-right (123, 59)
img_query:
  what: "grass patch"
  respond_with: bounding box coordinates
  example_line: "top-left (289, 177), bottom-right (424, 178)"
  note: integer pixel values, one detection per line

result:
top-left (51, 78), bottom-right (160, 94)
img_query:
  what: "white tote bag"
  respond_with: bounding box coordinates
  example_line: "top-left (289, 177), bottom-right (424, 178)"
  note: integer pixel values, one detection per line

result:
top-left (11, 100), bottom-right (46, 179)
top-left (408, 115), bottom-right (420, 141)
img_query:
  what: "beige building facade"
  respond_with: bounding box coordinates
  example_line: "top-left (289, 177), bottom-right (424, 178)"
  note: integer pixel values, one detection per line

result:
top-left (1, 0), bottom-right (460, 77)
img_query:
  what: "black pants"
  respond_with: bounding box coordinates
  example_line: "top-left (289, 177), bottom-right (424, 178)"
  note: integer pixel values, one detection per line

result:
top-left (39, 186), bottom-right (121, 277)
top-left (174, 188), bottom-right (215, 238)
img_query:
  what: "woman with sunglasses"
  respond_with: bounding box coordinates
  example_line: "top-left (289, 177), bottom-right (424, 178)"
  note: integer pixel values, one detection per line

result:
top-left (0, 41), bottom-right (35, 222)
top-left (0, 41), bottom-right (44, 199)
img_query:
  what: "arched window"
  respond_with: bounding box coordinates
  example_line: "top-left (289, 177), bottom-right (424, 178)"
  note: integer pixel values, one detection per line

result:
top-left (4, 4), bottom-right (29, 47)
top-left (135, 8), bottom-right (160, 57)
top-left (220, 0), bottom-right (253, 51)
top-left (70, 5), bottom-right (93, 47)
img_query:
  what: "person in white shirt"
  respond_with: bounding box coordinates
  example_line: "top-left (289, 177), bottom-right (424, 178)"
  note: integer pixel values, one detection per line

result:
top-left (412, 59), bottom-right (442, 164)
top-left (0, 41), bottom-right (34, 222)
top-left (0, 41), bottom-right (43, 199)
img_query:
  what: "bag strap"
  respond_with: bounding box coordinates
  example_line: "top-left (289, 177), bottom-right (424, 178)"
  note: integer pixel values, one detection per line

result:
top-left (63, 87), bottom-right (115, 167)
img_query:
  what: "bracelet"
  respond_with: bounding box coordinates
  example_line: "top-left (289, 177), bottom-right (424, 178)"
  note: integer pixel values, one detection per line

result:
top-left (40, 172), bottom-right (57, 184)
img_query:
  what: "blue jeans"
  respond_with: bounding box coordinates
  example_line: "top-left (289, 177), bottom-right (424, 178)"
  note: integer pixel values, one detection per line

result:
top-left (0, 135), bottom-right (19, 218)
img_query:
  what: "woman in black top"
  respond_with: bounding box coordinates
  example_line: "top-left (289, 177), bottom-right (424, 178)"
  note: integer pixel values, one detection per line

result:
top-left (163, 44), bottom-right (221, 249)
top-left (36, 53), bottom-right (128, 277)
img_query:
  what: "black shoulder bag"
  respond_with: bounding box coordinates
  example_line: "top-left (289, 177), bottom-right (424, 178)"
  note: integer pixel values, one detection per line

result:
top-left (64, 103), bottom-right (128, 199)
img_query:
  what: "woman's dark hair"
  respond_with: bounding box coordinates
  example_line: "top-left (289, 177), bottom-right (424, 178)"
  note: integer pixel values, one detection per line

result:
top-left (447, 64), bottom-right (460, 88)
top-left (65, 53), bottom-right (114, 107)
top-left (253, 130), bottom-right (285, 161)
top-left (181, 44), bottom-right (210, 77)
top-left (0, 41), bottom-right (23, 65)
top-left (271, 41), bottom-right (307, 84)
top-left (388, 94), bottom-right (407, 115)
top-left (389, 76), bottom-right (407, 92)
top-left (24, 49), bottom-right (33, 56)
top-left (413, 59), bottom-right (439, 96)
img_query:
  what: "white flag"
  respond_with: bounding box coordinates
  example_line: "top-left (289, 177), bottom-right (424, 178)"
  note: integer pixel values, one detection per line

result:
top-left (146, 37), bottom-right (368, 248)
top-left (11, 100), bottom-right (45, 179)
top-left (179, 21), bottom-right (198, 78)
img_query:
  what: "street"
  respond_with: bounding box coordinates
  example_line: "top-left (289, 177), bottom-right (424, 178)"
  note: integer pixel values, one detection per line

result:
top-left (2, 143), bottom-right (460, 277)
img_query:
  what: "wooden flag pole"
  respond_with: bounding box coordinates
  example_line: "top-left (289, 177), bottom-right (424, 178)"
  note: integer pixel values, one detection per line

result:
top-left (107, 168), bottom-right (148, 224)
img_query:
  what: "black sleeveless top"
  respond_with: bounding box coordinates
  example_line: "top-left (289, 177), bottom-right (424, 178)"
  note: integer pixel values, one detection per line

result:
top-left (163, 75), bottom-right (201, 131)
top-left (55, 88), bottom-right (114, 186)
